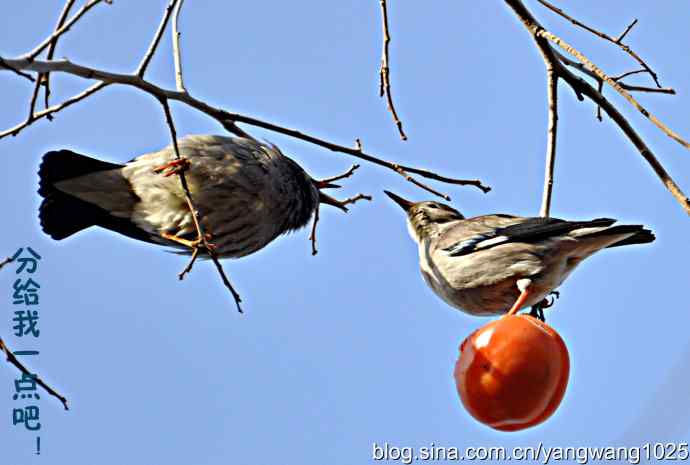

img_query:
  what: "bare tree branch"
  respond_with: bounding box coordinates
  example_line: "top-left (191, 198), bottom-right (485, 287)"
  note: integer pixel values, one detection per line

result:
top-left (41, 0), bottom-right (77, 116)
top-left (543, 31), bottom-right (690, 150)
top-left (172, 0), bottom-right (187, 93)
top-left (316, 164), bottom-right (360, 186)
top-left (0, 338), bottom-right (68, 410)
top-left (0, 82), bottom-right (109, 139)
top-left (555, 51), bottom-right (674, 122)
top-left (378, 0), bottom-right (407, 140)
top-left (27, 0), bottom-right (76, 124)
top-left (0, 57), bottom-right (489, 198)
top-left (611, 69), bottom-right (647, 82)
top-left (556, 53), bottom-right (676, 95)
top-left (310, 191), bottom-right (372, 256)
top-left (178, 246), bottom-right (199, 280)
top-left (505, 0), bottom-right (690, 216)
top-left (338, 193), bottom-right (373, 207)
top-left (26, 76), bottom-right (43, 124)
top-left (0, 256), bottom-right (13, 270)
top-left (616, 84), bottom-right (675, 95)
top-left (25, 0), bottom-right (110, 61)
top-left (220, 116), bottom-right (491, 197)
top-left (1, 256), bottom-right (68, 409)
top-left (617, 18), bottom-right (638, 43)
top-left (536, 0), bottom-right (662, 88)
top-left (154, 4), bottom-right (243, 311)
top-left (137, 0), bottom-right (179, 77)
top-left (540, 66), bottom-right (558, 217)
top-left (158, 98), bottom-right (243, 312)
top-left (0, 57), bottom-right (35, 82)
top-left (309, 206), bottom-right (320, 256)
top-left (2, 0), bottom-right (181, 140)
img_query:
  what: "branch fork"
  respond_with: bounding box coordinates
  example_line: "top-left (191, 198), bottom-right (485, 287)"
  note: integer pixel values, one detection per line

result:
top-left (310, 164), bottom-right (373, 255)
top-left (506, 0), bottom-right (690, 217)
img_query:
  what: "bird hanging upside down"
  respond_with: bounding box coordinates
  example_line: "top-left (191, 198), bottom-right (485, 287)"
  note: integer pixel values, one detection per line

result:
top-left (38, 135), bottom-right (356, 257)
top-left (384, 191), bottom-right (655, 320)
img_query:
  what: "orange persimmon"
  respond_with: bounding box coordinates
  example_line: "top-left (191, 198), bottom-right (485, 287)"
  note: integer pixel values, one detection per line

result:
top-left (454, 314), bottom-right (569, 431)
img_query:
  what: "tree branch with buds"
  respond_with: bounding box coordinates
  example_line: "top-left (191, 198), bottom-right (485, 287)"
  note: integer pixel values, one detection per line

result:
top-left (0, 3), bottom-right (488, 200)
top-left (378, 0), bottom-right (407, 140)
top-left (504, 0), bottom-right (690, 217)
top-left (1, 253), bottom-right (68, 409)
top-left (0, 338), bottom-right (68, 410)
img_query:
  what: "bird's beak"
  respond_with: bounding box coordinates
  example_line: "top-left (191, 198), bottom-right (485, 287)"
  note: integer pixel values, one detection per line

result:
top-left (384, 190), bottom-right (414, 212)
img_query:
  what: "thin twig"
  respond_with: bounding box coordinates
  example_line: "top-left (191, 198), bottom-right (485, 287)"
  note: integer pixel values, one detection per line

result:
top-left (25, 0), bottom-right (108, 61)
top-left (617, 19), bottom-right (638, 43)
top-left (541, 30), bottom-right (690, 150)
top-left (137, 0), bottom-right (179, 77)
top-left (556, 53), bottom-right (676, 95)
top-left (378, 0), bottom-right (407, 140)
top-left (614, 84), bottom-right (675, 95)
top-left (310, 192), bottom-right (372, 256)
top-left (392, 164), bottom-right (454, 201)
top-left (0, 338), bottom-right (68, 410)
top-left (162, 0), bottom-right (240, 309)
top-left (178, 245), bottom-right (199, 280)
top-left (504, 0), bottom-right (690, 216)
top-left (556, 51), bottom-right (675, 95)
top-left (309, 206), bottom-right (320, 256)
top-left (338, 193), bottom-right (373, 207)
top-left (42, 0), bottom-right (77, 115)
top-left (172, 0), bottom-right (187, 93)
top-left (0, 56), bottom-right (491, 198)
top-left (536, 0), bottom-right (661, 88)
top-left (3, 0), bottom-right (179, 141)
top-left (540, 66), bottom-right (558, 217)
top-left (26, 76), bottom-right (43, 124)
top-left (595, 78), bottom-right (604, 121)
top-left (159, 98), bottom-right (243, 312)
top-left (558, 52), bottom-right (675, 123)
top-left (0, 82), bottom-right (109, 140)
top-left (317, 164), bottom-right (360, 185)
top-left (0, 57), bottom-right (35, 82)
top-left (0, 256), bottom-right (13, 270)
top-left (611, 69), bottom-right (647, 82)
top-left (224, 113), bottom-right (492, 197)
top-left (2, 11), bottom-right (490, 200)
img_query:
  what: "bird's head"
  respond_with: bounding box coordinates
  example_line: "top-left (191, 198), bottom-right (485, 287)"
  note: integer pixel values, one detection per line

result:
top-left (384, 190), bottom-right (464, 242)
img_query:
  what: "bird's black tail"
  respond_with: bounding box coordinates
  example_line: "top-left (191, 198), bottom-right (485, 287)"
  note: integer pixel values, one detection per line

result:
top-left (602, 225), bottom-right (656, 248)
top-left (38, 150), bottom-right (124, 240)
top-left (576, 223), bottom-right (655, 248)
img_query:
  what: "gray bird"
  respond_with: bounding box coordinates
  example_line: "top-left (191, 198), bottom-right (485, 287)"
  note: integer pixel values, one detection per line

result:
top-left (384, 191), bottom-right (655, 319)
top-left (38, 135), bottom-right (343, 257)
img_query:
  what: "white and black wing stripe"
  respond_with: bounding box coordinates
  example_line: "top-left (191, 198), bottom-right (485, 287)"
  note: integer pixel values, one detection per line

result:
top-left (443, 217), bottom-right (617, 257)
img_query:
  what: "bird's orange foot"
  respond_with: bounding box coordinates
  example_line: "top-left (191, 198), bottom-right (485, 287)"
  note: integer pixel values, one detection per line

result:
top-left (506, 279), bottom-right (532, 316)
top-left (153, 158), bottom-right (191, 177)
top-left (161, 231), bottom-right (215, 252)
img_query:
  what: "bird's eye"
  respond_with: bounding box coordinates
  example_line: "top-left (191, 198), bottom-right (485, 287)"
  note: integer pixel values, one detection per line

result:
top-left (429, 204), bottom-right (439, 209)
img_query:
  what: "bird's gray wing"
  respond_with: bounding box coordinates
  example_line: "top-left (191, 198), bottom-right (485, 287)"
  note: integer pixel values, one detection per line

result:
top-left (436, 214), bottom-right (522, 253)
top-left (441, 215), bottom-right (617, 257)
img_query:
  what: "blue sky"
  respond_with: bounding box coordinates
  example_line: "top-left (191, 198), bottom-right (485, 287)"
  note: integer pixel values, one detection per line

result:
top-left (2, 1), bottom-right (689, 463)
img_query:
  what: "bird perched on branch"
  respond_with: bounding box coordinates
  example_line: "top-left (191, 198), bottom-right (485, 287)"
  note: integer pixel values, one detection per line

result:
top-left (384, 191), bottom-right (654, 320)
top-left (38, 135), bottom-right (354, 257)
